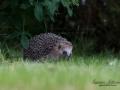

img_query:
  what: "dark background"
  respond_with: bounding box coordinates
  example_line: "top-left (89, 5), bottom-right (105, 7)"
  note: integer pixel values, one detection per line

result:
top-left (0, 0), bottom-right (120, 55)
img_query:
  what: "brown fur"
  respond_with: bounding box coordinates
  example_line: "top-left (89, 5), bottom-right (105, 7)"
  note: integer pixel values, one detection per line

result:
top-left (23, 33), bottom-right (73, 61)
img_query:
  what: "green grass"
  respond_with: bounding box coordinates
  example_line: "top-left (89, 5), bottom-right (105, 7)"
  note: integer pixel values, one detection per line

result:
top-left (0, 49), bottom-right (120, 90)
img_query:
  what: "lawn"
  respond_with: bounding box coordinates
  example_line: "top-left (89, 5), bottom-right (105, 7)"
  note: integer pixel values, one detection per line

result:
top-left (0, 50), bottom-right (120, 90)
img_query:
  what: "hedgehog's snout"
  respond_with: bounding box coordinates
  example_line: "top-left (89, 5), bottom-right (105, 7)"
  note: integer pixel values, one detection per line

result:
top-left (62, 50), bottom-right (72, 60)
top-left (63, 51), bottom-right (67, 55)
top-left (62, 51), bottom-right (72, 60)
top-left (63, 50), bottom-right (71, 56)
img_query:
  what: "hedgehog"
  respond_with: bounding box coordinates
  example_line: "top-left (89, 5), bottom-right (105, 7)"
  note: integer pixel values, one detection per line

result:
top-left (23, 33), bottom-right (73, 61)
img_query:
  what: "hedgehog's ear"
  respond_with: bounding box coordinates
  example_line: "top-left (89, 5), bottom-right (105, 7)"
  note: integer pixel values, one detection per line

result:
top-left (58, 45), bottom-right (61, 49)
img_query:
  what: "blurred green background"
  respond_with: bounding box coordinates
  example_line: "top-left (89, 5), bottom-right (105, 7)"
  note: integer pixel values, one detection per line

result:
top-left (0, 0), bottom-right (120, 55)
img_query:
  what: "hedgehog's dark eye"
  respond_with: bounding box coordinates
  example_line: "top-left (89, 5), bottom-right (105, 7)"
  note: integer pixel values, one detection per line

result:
top-left (58, 45), bottom-right (61, 49)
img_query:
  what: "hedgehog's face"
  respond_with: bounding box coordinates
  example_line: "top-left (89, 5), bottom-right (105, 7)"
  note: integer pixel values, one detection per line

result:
top-left (53, 41), bottom-right (73, 59)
